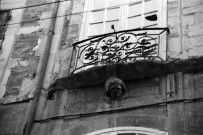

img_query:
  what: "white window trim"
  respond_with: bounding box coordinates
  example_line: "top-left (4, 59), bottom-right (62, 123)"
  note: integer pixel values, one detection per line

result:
top-left (76, 0), bottom-right (168, 72)
top-left (79, 0), bottom-right (167, 40)
top-left (85, 127), bottom-right (168, 135)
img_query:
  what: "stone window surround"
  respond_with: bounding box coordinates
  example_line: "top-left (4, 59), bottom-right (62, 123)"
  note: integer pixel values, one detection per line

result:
top-left (85, 127), bottom-right (167, 135)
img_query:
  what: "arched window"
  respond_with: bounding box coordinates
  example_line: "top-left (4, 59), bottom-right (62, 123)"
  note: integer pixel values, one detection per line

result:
top-left (85, 127), bottom-right (167, 135)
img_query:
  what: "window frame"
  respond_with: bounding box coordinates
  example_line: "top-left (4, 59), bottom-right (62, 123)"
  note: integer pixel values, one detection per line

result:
top-left (73, 0), bottom-right (168, 73)
top-left (84, 127), bottom-right (168, 135)
top-left (79, 0), bottom-right (167, 40)
top-left (79, 0), bottom-right (167, 61)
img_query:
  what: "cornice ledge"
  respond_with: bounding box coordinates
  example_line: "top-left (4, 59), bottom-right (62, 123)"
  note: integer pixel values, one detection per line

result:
top-left (48, 56), bottom-right (203, 96)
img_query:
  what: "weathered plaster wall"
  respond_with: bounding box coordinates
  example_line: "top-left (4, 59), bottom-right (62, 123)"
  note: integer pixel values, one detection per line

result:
top-left (42, 0), bottom-right (72, 89)
top-left (32, 107), bottom-right (167, 135)
top-left (46, 0), bottom-right (84, 82)
top-left (0, 0), bottom-right (72, 133)
top-left (0, 0), bottom-right (27, 99)
top-left (0, 0), bottom-right (53, 134)
top-left (1, 0), bottom-right (202, 103)
top-left (0, 0), bottom-right (203, 134)
top-left (0, 102), bottom-right (29, 134)
top-left (0, 0), bottom-right (57, 103)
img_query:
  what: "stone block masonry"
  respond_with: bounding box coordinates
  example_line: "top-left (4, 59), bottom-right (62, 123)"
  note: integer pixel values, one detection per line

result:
top-left (0, 0), bottom-right (203, 134)
top-left (21, 0), bottom-right (52, 27)
top-left (167, 0), bottom-right (203, 59)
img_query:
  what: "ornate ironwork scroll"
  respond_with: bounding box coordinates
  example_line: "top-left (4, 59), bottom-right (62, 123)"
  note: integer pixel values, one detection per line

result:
top-left (72, 28), bottom-right (169, 73)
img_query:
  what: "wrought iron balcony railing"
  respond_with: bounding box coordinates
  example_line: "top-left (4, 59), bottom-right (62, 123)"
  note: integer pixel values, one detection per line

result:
top-left (72, 27), bottom-right (169, 73)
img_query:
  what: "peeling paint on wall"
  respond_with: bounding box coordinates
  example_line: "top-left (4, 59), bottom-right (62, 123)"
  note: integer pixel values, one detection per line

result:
top-left (21, 0), bottom-right (52, 27)
top-left (4, 55), bottom-right (39, 97)
top-left (12, 32), bottom-right (39, 58)
top-left (1, 0), bottom-right (203, 134)
top-left (60, 21), bottom-right (69, 48)
top-left (3, 30), bottom-right (42, 98)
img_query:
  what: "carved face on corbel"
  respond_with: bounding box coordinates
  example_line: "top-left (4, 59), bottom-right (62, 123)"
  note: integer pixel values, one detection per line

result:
top-left (105, 77), bottom-right (127, 100)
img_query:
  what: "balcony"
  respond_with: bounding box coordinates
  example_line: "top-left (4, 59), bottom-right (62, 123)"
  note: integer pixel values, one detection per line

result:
top-left (72, 27), bottom-right (169, 73)
top-left (48, 27), bottom-right (203, 96)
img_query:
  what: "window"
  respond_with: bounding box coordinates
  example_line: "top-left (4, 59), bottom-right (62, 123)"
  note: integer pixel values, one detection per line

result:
top-left (79, 0), bottom-right (167, 39)
top-left (73, 0), bottom-right (167, 73)
top-left (85, 127), bottom-right (168, 135)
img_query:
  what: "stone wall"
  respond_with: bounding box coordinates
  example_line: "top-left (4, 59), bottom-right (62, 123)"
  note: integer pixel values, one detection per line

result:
top-left (168, 0), bottom-right (203, 59)
top-left (0, 0), bottom-right (53, 103)
top-left (0, 0), bottom-right (203, 134)
top-left (0, 102), bottom-right (29, 134)
top-left (1, 0), bottom-right (203, 104)
top-left (0, 0), bottom-right (71, 134)
top-left (0, 0), bottom-right (72, 103)
top-left (30, 73), bottom-right (203, 135)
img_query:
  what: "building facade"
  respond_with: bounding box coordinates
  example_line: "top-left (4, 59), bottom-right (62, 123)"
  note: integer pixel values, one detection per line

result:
top-left (0, 0), bottom-right (203, 134)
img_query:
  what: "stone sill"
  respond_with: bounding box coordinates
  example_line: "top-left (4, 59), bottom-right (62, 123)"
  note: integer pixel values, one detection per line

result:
top-left (51, 56), bottom-right (203, 90)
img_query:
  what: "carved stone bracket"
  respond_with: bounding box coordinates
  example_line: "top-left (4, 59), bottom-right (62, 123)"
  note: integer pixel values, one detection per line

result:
top-left (105, 77), bottom-right (127, 100)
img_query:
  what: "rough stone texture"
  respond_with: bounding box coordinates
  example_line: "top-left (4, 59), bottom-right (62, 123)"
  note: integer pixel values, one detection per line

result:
top-left (5, 65), bottom-right (29, 96)
top-left (40, 76), bottom-right (164, 120)
top-left (59, 0), bottom-right (72, 48)
top-left (167, 101), bottom-right (203, 135)
top-left (0, 0), bottom-right (51, 133)
top-left (32, 101), bottom-right (203, 135)
top-left (167, 0), bottom-right (203, 59)
top-left (30, 72), bottom-right (203, 135)
top-left (0, 0), bottom-right (52, 101)
top-left (183, 101), bottom-right (203, 134)
top-left (43, 71), bottom-right (203, 121)
top-left (183, 4), bottom-right (203, 57)
top-left (183, 4), bottom-right (203, 15)
top-left (0, 0), bottom-right (27, 99)
top-left (21, 0), bottom-right (52, 27)
top-left (2, 30), bottom-right (40, 99)
top-left (32, 106), bottom-right (166, 135)
top-left (1, 0), bottom-right (203, 135)
top-left (4, 55), bottom-right (39, 97)
top-left (12, 32), bottom-right (39, 58)
top-left (59, 21), bottom-right (69, 47)
top-left (65, 36), bottom-right (79, 48)
top-left (0, 102), bottom-right (29, 135)
top-left (49, 56), bottom-right (203, 90)
top-left (182, 14), bottom-right (195, 26)
top-left (182, 0), bottom-right (203, 8)
top-left (0, 0), bottom-right (51, 103)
